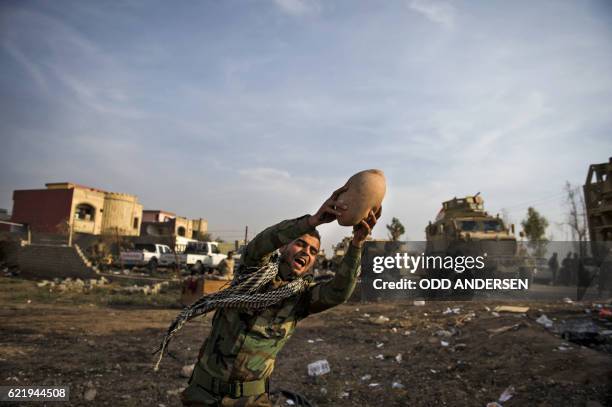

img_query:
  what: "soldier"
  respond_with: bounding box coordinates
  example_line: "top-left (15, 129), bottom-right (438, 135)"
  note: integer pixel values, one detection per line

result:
top-left (561, 252), bottom-right (572, 286)
top-left (180, 186), bottom-right (380, 406)
top-left (209, 252), bottom-right (235, 281)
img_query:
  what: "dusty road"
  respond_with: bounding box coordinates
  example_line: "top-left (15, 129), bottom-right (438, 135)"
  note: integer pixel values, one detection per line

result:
top-left (1, 278), bottom-right (611, 406)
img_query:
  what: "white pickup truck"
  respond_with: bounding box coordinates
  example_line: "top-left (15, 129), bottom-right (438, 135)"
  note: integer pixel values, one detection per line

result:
top-left (161, 241), bottom-right (225, 272)
top-left (120, 243), bottom-right (173, 271)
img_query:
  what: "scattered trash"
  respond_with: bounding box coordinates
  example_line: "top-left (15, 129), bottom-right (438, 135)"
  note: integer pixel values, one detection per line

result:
top-left (413, 300), bottom-right (426, 306)
top-left (376, 342), bottom-right (384, 348)
top-left (368, 383), bottom-right (380, 387)
top-left (443, 307), bottom-right (461, 315)
top-left (370, 315), bottom-right (390, 325)
top-left (320, 387), bottom-right (328, 396)
top-left (430, 369), bottom-right (437, 374)
top-left (491, 312), bottom-right (500, 317)
top-left (562, 297), bottom-right (574, 304)
top-left (558, 319), bottom-right (600, 346)
top-left (392, 382), bottom-right (405, 389)
top-left (339, 391), bottom-right (350, 398)
top-left (436, 329), bottom-right (454, 338)
top-left (487, 323), bottom-right (525, 337)
top-left (455, 312), bottom-right (476, 326)
top-left (391, 327), bottom-right (398, 333)
top-left (452, 343), bottom-right (467, 351)
top-left (441, 340), bottom-right (449, 347)
top-left (286, 399), bottom-right (295, 406)
top-left (307, 360), bottom-right (330, 377)
top-left (498, 385), bottom-right (515, 402)
top-left (315, 338), bottom-right (324, 342)
top-left (486, 385), bottom-right (515, 406)
top-left (395, 353), bottom-right (402, 363)
top-left (484, 306), bottom-right (491, 312)
top-left (83, 387), bottom-right (97, 401)
top-left (307, 339), bottom-right (315, 344)
top-left (180, 364), bottom-right (194, 378)
top-left (361, 374), bottom-right (372, 381)
top-left (558, 346), bottom-right (570, 351)
top-left (363, 313), bottom-right (371, 318)
top-left (536, 315), bottom-right (554, 329)
top-left (599, 308), bottom-right (612, 320)
top-left (494, 305), bottom-right (529, 313)
top-left (375, 354), bottom-right (384, 360)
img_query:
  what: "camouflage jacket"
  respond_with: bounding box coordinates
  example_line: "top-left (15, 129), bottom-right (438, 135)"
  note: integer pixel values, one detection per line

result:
top-left (197, 215), bottom-right (361, 383)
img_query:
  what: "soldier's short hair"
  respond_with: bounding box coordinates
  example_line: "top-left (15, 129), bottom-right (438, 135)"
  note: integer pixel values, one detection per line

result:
top-left (306, 229), bottom-right (321, 243)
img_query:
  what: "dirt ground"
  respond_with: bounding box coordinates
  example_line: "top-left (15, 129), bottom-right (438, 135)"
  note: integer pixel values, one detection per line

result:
top-left (1, 277), bottom-right (611, 406)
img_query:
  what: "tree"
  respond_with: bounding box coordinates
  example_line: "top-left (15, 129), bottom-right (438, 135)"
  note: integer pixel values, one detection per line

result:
top-left (521, 207), bottom-right (548, 257)
top-left (386, 217), bottom-right (405, 241)
top-left (564, 181), bottom-right (588, 256)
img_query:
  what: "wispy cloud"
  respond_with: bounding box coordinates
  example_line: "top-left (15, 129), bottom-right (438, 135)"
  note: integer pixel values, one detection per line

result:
top-left (2, 40), bottom-right (48, 92)
top-left (408, 0), bottom-right (455, 29)
top-left (273, 0), bottom-right (321, 16)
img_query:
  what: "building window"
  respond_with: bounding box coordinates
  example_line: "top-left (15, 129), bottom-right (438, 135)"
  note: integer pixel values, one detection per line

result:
top-left (177, 226), bottom-right (186, 237)
top-left (133, 217), bottom-right (139, 229)
top-left (75, 204), bottom-right (95, 221)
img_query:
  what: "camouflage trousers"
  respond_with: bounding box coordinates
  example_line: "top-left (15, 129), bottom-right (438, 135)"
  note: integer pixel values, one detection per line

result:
top-left (181, 382), bottom-right (271, 407)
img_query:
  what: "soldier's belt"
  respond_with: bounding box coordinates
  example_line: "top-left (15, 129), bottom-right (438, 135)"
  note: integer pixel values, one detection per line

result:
top-left (192, 363), bottom-right (269, 398)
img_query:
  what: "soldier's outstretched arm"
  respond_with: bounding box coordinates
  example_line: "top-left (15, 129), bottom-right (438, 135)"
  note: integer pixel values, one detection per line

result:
top-left (241, 185), bottom-right (349, 268)
top-left (306, 208), bottom-right (381, 314)
top-left (241, 215), bottom-right (316, 268)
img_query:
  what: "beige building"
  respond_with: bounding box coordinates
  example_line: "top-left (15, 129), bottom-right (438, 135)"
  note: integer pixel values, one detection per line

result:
top-left (12, 182), bottom-right (143, 236)
top-left (141, 210), bottom-right (208, 240)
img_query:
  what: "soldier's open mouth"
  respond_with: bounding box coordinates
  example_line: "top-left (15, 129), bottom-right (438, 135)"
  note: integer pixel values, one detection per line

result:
top-left (294, 257), bottom-right (307, 268)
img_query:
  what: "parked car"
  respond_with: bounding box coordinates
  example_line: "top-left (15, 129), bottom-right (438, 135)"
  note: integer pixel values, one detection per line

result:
top-left (161, 241), bottom-right (225, 272)
top-left (120, 243), bottom-right (173, 272)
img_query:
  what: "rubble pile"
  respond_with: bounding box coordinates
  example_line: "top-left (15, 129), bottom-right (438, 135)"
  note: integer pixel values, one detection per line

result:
top-left (36, 277), bottom-right (171, 295)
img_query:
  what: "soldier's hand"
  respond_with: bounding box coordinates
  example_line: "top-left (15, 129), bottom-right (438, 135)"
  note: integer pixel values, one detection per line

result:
top-left (308, 184), bottom-right (349, 227)
top-left (352, 206), bottom-right (382, 247)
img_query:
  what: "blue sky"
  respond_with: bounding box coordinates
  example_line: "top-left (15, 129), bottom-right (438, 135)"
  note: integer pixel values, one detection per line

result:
top-left (1, 0), bottom-right (611, 252)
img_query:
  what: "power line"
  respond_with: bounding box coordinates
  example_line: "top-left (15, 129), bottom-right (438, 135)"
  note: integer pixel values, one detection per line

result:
top-left (499, 186), bottom-right (581, 214)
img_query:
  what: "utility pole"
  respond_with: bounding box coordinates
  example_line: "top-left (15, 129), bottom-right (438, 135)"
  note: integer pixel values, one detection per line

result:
top-left (244, 226), bottom-right (248, 245)
top-left (67, 220), bottom-right (73, 247)
top-left (116, 227), bottom-right (124, 271)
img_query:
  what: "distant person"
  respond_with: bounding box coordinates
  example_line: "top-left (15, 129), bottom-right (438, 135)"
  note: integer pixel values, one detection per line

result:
top-left (577, 254), bottom-right (589, 289)
top-left (599, 250), bottom-right (612, 297)
top-left (548, 252), bottom-right (559, 285)
top-left (561, 252), bottom-right (572, 286)
top-left (183, 269), bottom-right (199, 295)
top-left (209, 251), bottom-right (235, 281)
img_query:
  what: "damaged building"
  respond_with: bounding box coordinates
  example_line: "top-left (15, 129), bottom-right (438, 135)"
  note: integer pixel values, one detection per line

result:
top-left (11, 182), bottom-right (143, 239)
top-left (139, 210), bottom-right (208, 252)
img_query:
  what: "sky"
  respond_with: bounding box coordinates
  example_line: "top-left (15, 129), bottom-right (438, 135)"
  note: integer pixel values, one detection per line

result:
top-left (1, 0), bottom-right (611, 253)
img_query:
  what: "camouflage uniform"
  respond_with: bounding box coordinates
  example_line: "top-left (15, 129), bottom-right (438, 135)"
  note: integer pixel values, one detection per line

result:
top-left (181, 215), bottom-right (361, 406)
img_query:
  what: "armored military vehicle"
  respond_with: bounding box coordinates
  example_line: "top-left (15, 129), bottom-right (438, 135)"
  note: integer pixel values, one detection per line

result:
top-left (425, 194), bottom-right (533, 281)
